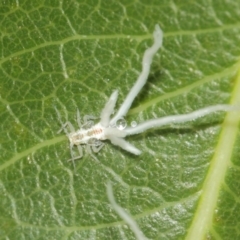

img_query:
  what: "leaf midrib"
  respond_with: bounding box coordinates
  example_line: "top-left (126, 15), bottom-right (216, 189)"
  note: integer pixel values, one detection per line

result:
top-left (186, 68), bottom-right (240, 240)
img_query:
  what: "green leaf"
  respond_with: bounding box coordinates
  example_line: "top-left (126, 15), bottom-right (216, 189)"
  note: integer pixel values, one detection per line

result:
top-left (1, 1), bottom-right (240, 239)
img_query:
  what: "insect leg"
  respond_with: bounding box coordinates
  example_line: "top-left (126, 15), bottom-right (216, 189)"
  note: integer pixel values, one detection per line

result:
top-left (82, 115), bottom-right (97, 128)
top-left (55, 107), bottom-right (75, 134)
top-left (76, 144), bottom-right (83, 158)
top-left (86, 144), bottom-right (99, 161)
top-left (67, 144), bottom-right (84, 168)
top-left (83, 115), bottom-right (97, 123)
top-left (91, 140), bottom-right (105, 153)
top-left (68, 142), bottom-right (76, 168)
top-left (57, 121), bottom-right (75, 134)
top-left (76, 109), bottom-right (82, 128)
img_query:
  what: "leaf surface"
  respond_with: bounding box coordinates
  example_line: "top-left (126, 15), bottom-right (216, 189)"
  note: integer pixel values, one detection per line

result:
top-left (0, 1), bottom-right (240, 239)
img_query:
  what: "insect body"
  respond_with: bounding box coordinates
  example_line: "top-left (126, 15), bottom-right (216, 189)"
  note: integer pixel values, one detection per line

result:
top-left (70, 124), bottom-right (105, 144)
top-left (56, 90), bottom-right (134, 163)
top-left (56, 25), bottom-right (163, 162)
top-left (56, 24), bottom-right (238, 163)
top-left (67, 121), bottom-right (127, 153)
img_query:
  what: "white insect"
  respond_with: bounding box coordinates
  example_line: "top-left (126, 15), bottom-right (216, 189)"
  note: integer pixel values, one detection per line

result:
top-left (56, 24), bottom-right (237, 163)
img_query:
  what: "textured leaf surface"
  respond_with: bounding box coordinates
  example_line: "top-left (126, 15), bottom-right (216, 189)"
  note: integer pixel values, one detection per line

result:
top-left (1, 1), bottom-right (240, 239)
